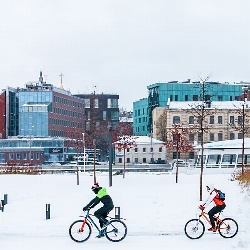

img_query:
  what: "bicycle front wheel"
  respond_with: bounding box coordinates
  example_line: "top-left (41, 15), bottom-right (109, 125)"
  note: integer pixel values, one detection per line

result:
top-left (105, 219), bottom-right (127, 242)
top-left (218, 218), bottom-right (238, 238)
top-left (69, 220), bottom-right (92, 243)
top-left (184, 219), bottom-right (205, 239)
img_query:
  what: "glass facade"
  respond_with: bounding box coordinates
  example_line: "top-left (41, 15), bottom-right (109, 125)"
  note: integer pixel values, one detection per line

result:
top-left (0, 138), bottom-right (64, 163)
top-left (133, 98), bottom-right (148, 136)
top-left (133, 82), bottom-right (243, 136)
top-left (17, 91), bottom-right (52, 136)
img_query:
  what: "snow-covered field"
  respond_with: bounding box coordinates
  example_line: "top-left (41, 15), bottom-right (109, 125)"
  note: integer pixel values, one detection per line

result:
top-left (0, 171), bottom-right (249, 250)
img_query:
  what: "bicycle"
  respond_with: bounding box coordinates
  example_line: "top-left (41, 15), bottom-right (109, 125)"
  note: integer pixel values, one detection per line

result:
top-left (69, 209), bottom-right (127, 242)
top-left (184, 208), bottom-right (238, 239)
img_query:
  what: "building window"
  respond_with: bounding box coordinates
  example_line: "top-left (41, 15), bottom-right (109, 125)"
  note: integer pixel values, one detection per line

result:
top-left (230, 133), bottom-right (235, 140)
top-left (209, 116), bottom-right (214, 124)
top-left (198, 133), bottom-right (201, 142)
top-left (118, 158), bottom-right (122, 163)
top-left (193, 95), bottom-right (198, 101)
top-left (84, 99), bottom-right (90, 108)
top-left (198, 116), bottom-right (202, 125)
top-left (230, 116), bottom-right (234, 124)
top-left (23, 153), bottom-right (27, 160)
top-left (127, 148), bottom-right (130, 153)
top-left (126, 158), bottom-right (130, 163)
top-left (103, 111), bottom-right (107, 120)
top-left (173, 152), bottom-right (180, 159)
top-left (107, 98), bottom-right (118, 108)
top-left (218, 116), bottom-right (223, 124)
top-left (170, 95), bottom-right (173, 101)
top-left (16, 153), bottom-right (20, 160)
top-left (111, 111), bottom-right (119, 120)
top-left (218, 133), bottom-right (223, 141)
top-left (94, 99), bottom-right (98, 108)
top-left (0, 153), bottom-right (5, 163)
top-left (189, 152), bottom-right (194, 159)
top-left (9, 153), bottom-right (14, 160)
top-left (135, 148), bottom-right (138, 153)
top-left (189, 134), bottom-right (194, 142)
top-left (175, 95), bottom-right (178, 101)
top-left (30, 153), bottom-right (34, 160)
top-left (189, 116), bottom-right (194, 124)
top-left (143, 148), bottom-right (146, 153)
top-left (134, 158), bottom-right (138, 163)
top-left (86, 122), bottom-right (90, 130)
top-left (238, 133), bottom-right (243, 139)
top-left (238, 116), bottom-right (243, 125)
top-left (185, 95), bottom-right (188, 101)
top-left (173, 116), bottom-right (180, 124)
top-left (150, 147), bottom-right (153, 152)
top-left (143, 158), bottom-right (146, 163)
top-left (36, 153), bottom-right (40, 160)
top-left (218, 96), bottom-right (222, 101)
top-left (159, 147), bottom-right (162, 152)
top-left (210, 133), bottom-right (214, 142)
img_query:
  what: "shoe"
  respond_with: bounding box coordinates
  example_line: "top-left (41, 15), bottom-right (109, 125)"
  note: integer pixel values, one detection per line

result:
top-left (96, 233), bottom-right (105, 238)
top-left (208, 227), bottom-right (216, 232)
top-left (96, 228), bottom-right (106, 238)
top-left (101, 223), bottom-right (109, 230)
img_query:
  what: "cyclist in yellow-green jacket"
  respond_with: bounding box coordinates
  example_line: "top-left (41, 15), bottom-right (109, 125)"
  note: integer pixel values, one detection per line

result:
top-left (83, 182), bottom-right (114, 238)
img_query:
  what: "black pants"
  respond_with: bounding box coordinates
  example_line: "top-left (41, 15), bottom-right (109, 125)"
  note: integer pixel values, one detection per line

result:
top-left (94, 206), bottom-right (113, 228)
top-left (208, 204), bottom-right (226, 228)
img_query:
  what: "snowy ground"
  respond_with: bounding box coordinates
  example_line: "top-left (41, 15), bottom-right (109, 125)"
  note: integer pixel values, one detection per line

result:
top-left (0, 171), bottom-right (250, 250)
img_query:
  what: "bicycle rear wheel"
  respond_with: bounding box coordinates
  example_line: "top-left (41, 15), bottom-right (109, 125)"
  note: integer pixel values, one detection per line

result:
top-left (218, 218), bottom-right (238, 238)
top-left (105, 219), bottom-right (127, 242)
top-left (69, 220), bottom-right (92, 242)
top-left (184, 219), bottom-right (205, 239)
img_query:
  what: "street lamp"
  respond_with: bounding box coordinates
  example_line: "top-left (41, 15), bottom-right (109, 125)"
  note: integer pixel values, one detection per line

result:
top-left (241, 87), bottom-right (248, 173)
top-left (93, 139), bottom-right (96, 183)
top-left (82, 132), bottom-right (86, 173)
top-left (29, 126), bottom-right (34, 165)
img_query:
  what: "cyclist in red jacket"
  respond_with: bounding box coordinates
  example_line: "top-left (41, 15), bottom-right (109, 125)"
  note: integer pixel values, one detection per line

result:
top-left (199, 183), bottom-right (226, 232)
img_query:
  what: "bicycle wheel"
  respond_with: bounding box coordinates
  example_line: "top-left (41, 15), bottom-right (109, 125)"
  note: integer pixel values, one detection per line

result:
top-left (69, 220), bottom-right (92, 242)
top-left (218, 218), bottom-right (238, 238)
top-left (184, 219), bottom-right (205, 239)
top-left (105, 219), bottom-right (127, 242)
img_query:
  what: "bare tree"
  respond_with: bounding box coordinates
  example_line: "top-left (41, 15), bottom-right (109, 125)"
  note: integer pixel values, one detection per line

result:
top-left (188, 75), bottom-right (216, 201)
top-left (164, 124), bottom-right (193, 183)
top-left (65, 129), bottom-right (84, 185)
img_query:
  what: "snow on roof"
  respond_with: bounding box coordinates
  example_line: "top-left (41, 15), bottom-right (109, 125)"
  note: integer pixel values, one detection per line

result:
top-left (114, 136), bottom-right (165, 145)
top-left (167, 101), bottom-right (250, 110)
top-left (134, 136), bottom-right (164, 144)
top-left (196, 138), bottom-right (250, 149)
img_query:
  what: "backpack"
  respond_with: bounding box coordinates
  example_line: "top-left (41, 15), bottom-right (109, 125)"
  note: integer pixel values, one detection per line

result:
top-left (215, 189), bottom-right (225, 201)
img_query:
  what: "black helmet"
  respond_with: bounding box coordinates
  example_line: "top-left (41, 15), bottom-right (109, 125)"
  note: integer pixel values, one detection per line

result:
top-left (91, 182), bottom-right (100, 193)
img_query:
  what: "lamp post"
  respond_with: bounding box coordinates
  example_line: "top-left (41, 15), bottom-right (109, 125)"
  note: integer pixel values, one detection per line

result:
top-left (82, 133), bottom-right (86, 173)
top-left (93, 139), bottom-right (96, 183)
top-left (108, 127), bottom-right (113, 187)
top-left (29, 126), bottom-right (34, 165)
top-left (242, 88), bottom-right (248, 174)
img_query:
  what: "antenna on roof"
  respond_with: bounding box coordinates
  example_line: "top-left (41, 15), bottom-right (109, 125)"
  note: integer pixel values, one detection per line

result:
top-left (59, 73), bottom-right (64, 90)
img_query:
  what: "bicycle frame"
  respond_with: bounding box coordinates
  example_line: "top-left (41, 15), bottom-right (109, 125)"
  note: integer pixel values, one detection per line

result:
top-left (198, 210), bottom-right (228, 231)
top-left (79, 210), bottom-right (103, 234)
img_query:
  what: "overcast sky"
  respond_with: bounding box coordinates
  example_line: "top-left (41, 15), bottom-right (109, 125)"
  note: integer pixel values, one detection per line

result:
top-left (1, 0), bottom-right (250, 110)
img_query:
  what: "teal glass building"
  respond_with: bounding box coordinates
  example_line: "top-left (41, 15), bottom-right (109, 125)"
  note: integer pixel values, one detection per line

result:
top-left (133, 81), bottom-right (243, 136)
